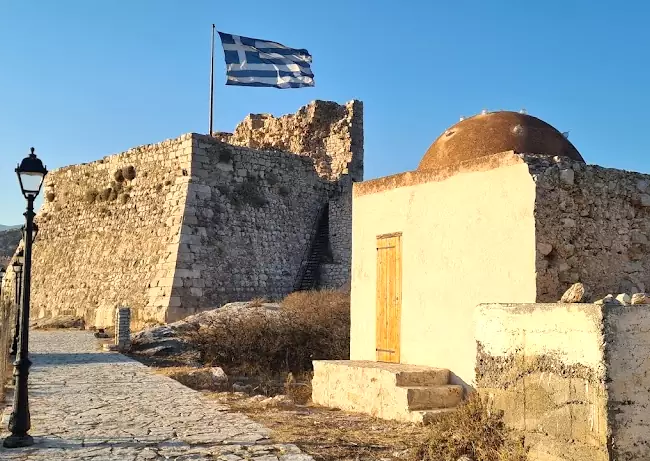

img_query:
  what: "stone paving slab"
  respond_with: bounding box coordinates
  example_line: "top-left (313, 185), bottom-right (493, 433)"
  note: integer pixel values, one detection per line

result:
top-left (0, 331), bottom-right (313, 460)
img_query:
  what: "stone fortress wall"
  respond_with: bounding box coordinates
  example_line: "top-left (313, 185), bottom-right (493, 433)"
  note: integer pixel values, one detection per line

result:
top-left (0, 100), bottom-right (363, 328)
top-left (13, 136), bottom-right (193, 327)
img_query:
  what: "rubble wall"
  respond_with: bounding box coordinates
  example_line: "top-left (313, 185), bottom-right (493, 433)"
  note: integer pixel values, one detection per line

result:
top-left (530, 155), bottom-right (650, 301)
top-left (214, 100), bottom-right (363, 182)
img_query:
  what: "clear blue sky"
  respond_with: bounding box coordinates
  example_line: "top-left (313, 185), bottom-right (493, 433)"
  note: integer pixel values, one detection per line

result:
top-left (1, 0), bottom-right (649, 225)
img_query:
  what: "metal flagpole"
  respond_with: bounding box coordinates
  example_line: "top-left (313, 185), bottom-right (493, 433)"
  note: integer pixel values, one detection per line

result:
top-left (209, 24), bottom-right (215, 136)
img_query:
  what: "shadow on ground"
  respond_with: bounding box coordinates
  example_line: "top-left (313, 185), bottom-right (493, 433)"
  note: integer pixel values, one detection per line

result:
top-left (29, 353), bottom-right (133, 366)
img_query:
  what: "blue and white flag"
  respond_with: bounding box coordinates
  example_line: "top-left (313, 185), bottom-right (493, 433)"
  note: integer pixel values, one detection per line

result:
top-left (218, 31), bottom-right (314, 89)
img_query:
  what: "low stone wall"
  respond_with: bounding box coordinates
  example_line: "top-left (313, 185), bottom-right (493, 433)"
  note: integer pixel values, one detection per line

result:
top-left (0, 298), bottom-right (15, 399)
top-left (475, 302), bottom-right (650, 461)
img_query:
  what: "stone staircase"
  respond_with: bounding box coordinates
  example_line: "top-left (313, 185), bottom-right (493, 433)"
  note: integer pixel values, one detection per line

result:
top-left (311, 360), bottom-right (464, 423)
top-left (295, 204), bottom-right (330, 291)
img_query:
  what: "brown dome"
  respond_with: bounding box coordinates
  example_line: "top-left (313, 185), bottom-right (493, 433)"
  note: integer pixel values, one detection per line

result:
top-left (418, 111), bottom-right (584, 171)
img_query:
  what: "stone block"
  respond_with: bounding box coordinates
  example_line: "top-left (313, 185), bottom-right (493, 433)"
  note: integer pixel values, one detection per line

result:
top-left (169, 297), bottom-right (181, 307)
top-left (476, 303), bottom-right (647, 460)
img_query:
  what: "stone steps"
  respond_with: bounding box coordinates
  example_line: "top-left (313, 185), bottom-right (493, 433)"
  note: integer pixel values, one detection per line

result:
top-left (311, 360), bottom-right (465, 423)
top-left (395, 368), bottom-right (450, 387)
top-left (397, 384), bottom-right (463, 411)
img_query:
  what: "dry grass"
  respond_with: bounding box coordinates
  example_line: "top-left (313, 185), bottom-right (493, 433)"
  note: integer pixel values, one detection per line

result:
top-left (412, 394), bottom-right (527, 461)
top-left (284, 372), bottom-right (313, 404)
top-left (248, 297), bottom-right (268, 307)
top-left (209, 392), bottom-right (430, 460)
top-left (187, 289), bottom-right (350, 376)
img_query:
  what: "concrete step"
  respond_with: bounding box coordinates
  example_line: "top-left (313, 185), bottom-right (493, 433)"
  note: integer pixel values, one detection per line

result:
top-left (397, 385), bottom-right (463, 411)
top-left (394, 368), bottom-right (450, 387)
top-left (409, 408), bottom-right (456, 424)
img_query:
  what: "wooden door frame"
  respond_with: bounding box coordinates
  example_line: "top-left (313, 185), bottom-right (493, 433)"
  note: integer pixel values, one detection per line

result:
top-left (375, 232), bottom-right (402, 363)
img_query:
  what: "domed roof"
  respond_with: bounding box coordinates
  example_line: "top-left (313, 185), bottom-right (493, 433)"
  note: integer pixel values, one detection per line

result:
top-left (418, 111), bottom-right (584, 171)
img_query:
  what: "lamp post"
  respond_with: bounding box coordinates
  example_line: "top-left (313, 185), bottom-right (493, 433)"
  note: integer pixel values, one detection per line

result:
top-left (3, 147), bottom-right (47, 449)
top-left (9, 250), bottom-right (24, 357)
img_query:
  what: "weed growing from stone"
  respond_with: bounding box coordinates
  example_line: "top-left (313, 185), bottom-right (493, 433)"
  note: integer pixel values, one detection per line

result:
top-left (218, 148), bottom-right (233, 163)
top-left (84, 189), bottom-right (99, 204)
top-left (232, 178), bottom-right (267, 208)
top-left (122, 165), bottom-right (136, 181)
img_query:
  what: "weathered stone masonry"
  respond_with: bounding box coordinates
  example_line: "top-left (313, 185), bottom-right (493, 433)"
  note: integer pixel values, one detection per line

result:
top-left (0, 100), bottom-right (363, 328)
top-left (526, 154), bottom-right (650, 301)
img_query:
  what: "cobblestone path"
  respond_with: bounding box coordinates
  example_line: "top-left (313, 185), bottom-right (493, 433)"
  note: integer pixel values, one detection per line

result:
top-left (0, 331), bottom-right (312, 460)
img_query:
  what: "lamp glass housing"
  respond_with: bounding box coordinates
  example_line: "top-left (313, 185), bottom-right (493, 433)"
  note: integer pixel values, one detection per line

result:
top-left (16, 149), bottom-right (48, 199)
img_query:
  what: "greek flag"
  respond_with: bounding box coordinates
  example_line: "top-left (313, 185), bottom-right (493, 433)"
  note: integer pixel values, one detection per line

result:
top-left (218, 32), bottom-right (314, 89)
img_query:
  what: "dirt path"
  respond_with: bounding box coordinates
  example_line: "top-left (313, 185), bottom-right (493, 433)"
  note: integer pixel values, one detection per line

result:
top-left (207, 392), bottom-right (431, 461)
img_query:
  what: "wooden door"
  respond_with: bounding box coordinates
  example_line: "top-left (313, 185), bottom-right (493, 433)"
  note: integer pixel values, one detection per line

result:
top-left (375, 233), bottom-right (402, 363)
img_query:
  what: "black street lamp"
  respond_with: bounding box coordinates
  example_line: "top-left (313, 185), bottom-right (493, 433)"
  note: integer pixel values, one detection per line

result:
top-left (9, 249), bottom-right (24, 357)
top-left (3, 147), bottom-right (47, 449)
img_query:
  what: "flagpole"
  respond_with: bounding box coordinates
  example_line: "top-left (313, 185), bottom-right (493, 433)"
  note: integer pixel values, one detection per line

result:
top-left (209, 24), bottom-right (215, 136)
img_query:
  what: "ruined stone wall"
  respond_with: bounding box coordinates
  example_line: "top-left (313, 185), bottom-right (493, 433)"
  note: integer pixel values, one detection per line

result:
top-left (528, 155), bottom-right (650, 301)
top-left (476, 302), bottom-right (650, 461)
top-left (214, 100), bottom-right (363, 182)
top-left (26, 135), bottom-right (193, 327)
top-left (161, 135), bottom-right (334, 321)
